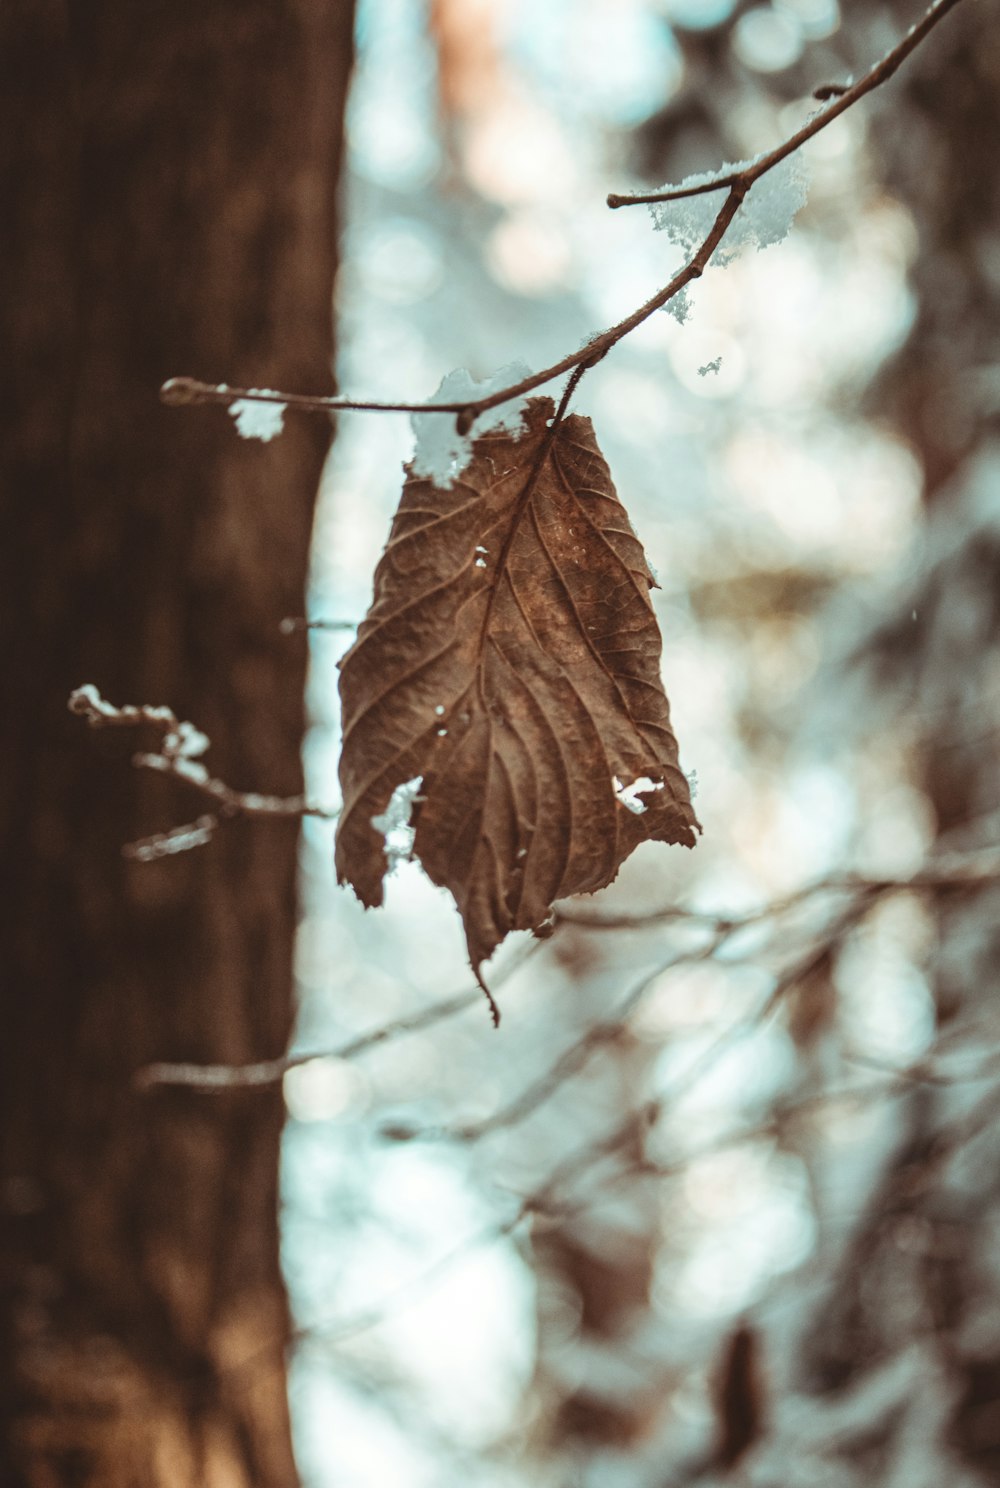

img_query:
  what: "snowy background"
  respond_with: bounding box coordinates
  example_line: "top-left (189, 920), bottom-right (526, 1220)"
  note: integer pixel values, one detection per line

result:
top-left (276, 2), bottom-right (1000, 1484)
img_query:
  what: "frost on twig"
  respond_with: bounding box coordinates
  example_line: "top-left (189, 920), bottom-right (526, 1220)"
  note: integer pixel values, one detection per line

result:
top-left (124, 815), bottom-right (219, 862)
top-left (410, 362), bottom-right (533, 488)
top-left (162, 4), bottom-right (960, 459)
top-left (67, 683), bottom-right (179, 733)
top-left (650, 154), bottom-right (809, 264)
top-left (67, 685), bottom-right (336, 860)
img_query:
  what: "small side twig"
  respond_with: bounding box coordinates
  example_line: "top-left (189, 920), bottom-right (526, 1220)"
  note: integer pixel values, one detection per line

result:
top-left (279, 616), bottom-right (357, 634)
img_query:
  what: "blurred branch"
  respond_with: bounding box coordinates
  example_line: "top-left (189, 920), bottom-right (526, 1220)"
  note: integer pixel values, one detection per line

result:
top-left (214, 1057), bottom-right (1000, 1394)
top-left (606, 0), bottom-right (964, 209)
top-left (134, 846), bottom-right (999, 1094)
top-left (279, 615), bottom-right (357, 634)
top-left (135, 939), bottom-right (541, 1091)
top-left (316, 1059), bottom-right (1000, 1349)
top-left (555, 845), bottom-right (1000, 932)
top-left (160, 0), bottom-right (965, 436)
top-left (435, 928), bottom-right (729, 1143)
top-left (68, 684), bottom-right (337, 863)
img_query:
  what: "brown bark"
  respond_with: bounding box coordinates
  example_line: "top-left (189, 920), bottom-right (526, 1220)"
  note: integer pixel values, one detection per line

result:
top-left (0, 3), bottom-right (354, 1484)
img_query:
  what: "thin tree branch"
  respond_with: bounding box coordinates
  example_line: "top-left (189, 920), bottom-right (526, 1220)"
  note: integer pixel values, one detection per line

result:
top-left (135, 938), bottom-right (542, 1091)
top-left (310, 1058), bottom-right (1000, 1349)
top-left (605, 0), bottom-right (965, 209)
top-left (367, 850), bottom-right (998, 1145)
top-left (160, 375), bottom-right (472, 417)
top-left (160, 189), bottom-right (744, 432)
top-left (133, 846), bottom-right (999, 1093)
top-left (407, 927), bottom-right (729, 1145)
top-left (124, 814), bottom-right (220, 863)
top-left (159, 0), bottom-right (964, 437)
top-left (215, 1057), bottom-right (1000, 1392)
top-left (279, 616), bottom-right (357, 634)
top-left (554, 846), bottom-right (1000, 933)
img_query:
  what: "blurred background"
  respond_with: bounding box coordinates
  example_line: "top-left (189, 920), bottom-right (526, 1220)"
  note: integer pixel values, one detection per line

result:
top-left (285, 2), bottom-right (1000, 1485)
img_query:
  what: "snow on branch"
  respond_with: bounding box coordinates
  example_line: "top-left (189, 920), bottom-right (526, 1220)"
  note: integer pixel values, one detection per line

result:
top-left (158, 0), bottom-right (966, 440)
top-left (605, 0), bottom-right (964, 211)
top-left (67, 684), bottom-right (337, 861)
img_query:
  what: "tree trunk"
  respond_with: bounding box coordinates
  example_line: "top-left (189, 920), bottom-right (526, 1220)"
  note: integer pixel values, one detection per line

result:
top-left (0, 4), bottom-right (354, 1484)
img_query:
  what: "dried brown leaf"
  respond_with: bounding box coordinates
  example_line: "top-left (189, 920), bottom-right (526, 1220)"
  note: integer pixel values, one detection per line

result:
top-left (335, 396), bottom-right (699, 988)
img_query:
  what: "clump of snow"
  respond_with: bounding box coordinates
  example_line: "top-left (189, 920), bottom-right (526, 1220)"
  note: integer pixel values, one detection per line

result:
top-left (229, 393), bottom-right (287, 442)
top-left (613, 776), bottom-right (665, 815)
top-left (664, 285), bottom-right (692, 323)
top-left (138, 753), bottom-right (210, 787)
top-left (649, 153), bottom-right (809, 265)
top-left (410, 362), bottom-right (533, 489)
top-left (371, 776), bottom-right (424, 872)
top-left (163, 720), bottom-right (210, 759)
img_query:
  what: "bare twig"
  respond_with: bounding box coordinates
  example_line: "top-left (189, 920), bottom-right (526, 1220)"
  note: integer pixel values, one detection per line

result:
top-left (279, 616), bottom-right (357, 634)
top-left (160, 0), bottom-right (964, 437)
top-left (554, 846), bottom-right (1000, 933)
top-left (397, 927), bottom-right (729, 1145)
top-left (214, 1052), bottom-right (1000, 1389)
top-left (135, 938), bottom-right (541, 1091)
top-left (161, 375), bottom-right (468, 418)
top-left (381, 850), bottom-right (997, 1145)
top-left (124, 815), bottom-right (219, 863)
top-left (133, 846), bottom-right (999, 1092)
top-left (160, 189), bottom-right (744, 432)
